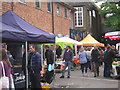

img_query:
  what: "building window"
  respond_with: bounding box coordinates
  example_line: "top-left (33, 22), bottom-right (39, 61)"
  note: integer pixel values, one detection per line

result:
top-left (93, 10), bottom-right (96, 17)
top-left (89, 10), bottom-right (92, 28)
top-left (35, 0), bottom-right (40, 9)
top-left (19, 0), bottom-right (26, 4)
top-left (64, 8), bottom-right (68, 18)
top-left (57, 6), bottom-right (60, 16)
top-left (74, 7), bottom-right (83, 27)
top-left (47, 2), bottom-right (52, 13)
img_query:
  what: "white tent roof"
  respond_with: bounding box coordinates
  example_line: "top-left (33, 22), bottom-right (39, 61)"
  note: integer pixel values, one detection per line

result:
top-left (56, 37), bottom-right (82, 45)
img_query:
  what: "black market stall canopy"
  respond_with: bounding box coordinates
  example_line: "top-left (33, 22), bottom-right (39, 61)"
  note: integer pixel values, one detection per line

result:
top-left (0, 10), bottom-right (55, 43)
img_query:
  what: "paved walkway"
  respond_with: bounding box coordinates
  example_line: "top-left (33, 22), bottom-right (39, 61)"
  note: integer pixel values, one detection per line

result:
top-left (51, 66), bottom-right (119, 88)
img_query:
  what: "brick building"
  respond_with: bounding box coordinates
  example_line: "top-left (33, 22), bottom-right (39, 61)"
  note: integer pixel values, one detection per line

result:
top-left (1, 1), bottom-right (75, 35)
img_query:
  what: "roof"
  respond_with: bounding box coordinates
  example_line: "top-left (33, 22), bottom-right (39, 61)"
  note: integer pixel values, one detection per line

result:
top-left (79, 34), bottom-right (104, 47)
top-left (0, 10), bottom-right (55, 43)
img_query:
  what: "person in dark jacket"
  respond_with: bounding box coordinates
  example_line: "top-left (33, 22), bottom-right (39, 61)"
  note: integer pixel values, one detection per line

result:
top-left (28, 45), bottom-right (42, 88)
top-left (91, 46), bottom-right (100, 77)
top-left (60, 46), bottom-right (73, 78)
top-left (103, 44), bottom-right (116, 78)
top-left (45, 45), bottom-right (54, 65)
top-left (56, 45), bottom-right (62, 58)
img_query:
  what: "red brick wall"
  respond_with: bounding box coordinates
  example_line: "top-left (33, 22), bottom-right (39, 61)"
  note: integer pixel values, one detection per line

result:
top-left (1, 2), bottom-right (12, 15)
top-left (1, 2), bottom-right (71, 35)
top-left (53, 3), bottom-right (71, 35)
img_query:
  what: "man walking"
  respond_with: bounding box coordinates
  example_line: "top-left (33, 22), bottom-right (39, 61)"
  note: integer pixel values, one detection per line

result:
top-left (28, 44), bottom-right (42, 88)
top-left (60, 46), bottom-right (73, 78)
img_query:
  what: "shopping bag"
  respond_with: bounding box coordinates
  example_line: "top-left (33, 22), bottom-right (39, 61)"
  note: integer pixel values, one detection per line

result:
top-left (48, 64), bottom-right (52, 71)
top-left (0, 61), bottom-right (9, 88)
top-left (61, 63), bottom-right (65, 70)
top-left (0, 78), bottom-right (2, 90)
top-left (74, 58), bottom-right (80, 65)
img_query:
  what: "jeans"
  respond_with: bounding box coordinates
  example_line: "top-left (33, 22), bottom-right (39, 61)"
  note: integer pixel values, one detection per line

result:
top-left (104, 63), bottom-right (111, 77)
top-left (80, 63), bottom-right (88, 74)
top-left (62, 61), bottom-right (71, 77)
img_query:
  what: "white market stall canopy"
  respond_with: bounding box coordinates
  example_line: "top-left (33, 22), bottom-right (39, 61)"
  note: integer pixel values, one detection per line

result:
top-left (56, 37), bottom-right (82, 49)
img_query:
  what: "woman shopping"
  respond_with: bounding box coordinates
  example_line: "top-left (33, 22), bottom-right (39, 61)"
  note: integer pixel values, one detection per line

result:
top-left (0, 48), bottom-right (14, 89)
top-left (79, 47), bottom-right (88, 76)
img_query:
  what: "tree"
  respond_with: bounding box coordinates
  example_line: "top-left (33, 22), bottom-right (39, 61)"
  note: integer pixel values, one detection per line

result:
top-left (99, 1), bottom-right (120, 30)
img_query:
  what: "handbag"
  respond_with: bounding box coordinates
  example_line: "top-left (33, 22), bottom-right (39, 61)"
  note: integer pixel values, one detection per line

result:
top-left (48, 64), bottom-right (53, 71)
top-left (0, 61), bottom-right (9, 89)
top-left (74, 58), bottom-right (80, 65)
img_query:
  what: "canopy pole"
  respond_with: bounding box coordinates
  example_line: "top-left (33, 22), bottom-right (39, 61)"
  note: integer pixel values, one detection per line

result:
top-left (53, 44), bottom-right (56, 71)
top-left (41, 44), bottom-right (44, 73)
top-left (53, 44), bottom-right (56, 88)
top-left (41, 44), bottom-right (44, 63)
top-left (75, 45), bottom-right (77, 57)
top-left (25, 41), bottom-right (28, 89)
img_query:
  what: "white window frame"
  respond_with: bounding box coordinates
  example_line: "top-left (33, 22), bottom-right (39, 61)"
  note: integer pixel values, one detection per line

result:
top-left (93, 10), bottom-right (96, 17)
top-left (35, 0), bottom-right (41, 9)
top-left (57, 6), bottom-right (60, 16)
top-left (19, 0), bottom-right (26, 4)
top-left (89, 10), bottom-right (92, 28)
top-left (74, 7), bottom-right (84, 27)
top-left (47, 2), bottom-right (52, 13)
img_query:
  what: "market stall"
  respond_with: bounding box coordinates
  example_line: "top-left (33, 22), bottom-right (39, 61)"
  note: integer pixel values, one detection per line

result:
top-left (0, 10), bottom-right (55, 88)
top-left (79, 34), bottom-right (104, 47)
top-left (54, 37), bottom-right (82, 72)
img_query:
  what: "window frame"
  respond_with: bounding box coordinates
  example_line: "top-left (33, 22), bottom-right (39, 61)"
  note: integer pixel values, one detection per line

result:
top-left (47, 2), bottom-right (52, 13)
top-left (64, 8), bottom-right (68, 18)
top-left (35, 0), bottom-right (41, 9)
top-left (19, 0), bottom-right (26, 4)
top-left (74, 7), bottom-right (84, 27)
top-left (56, 6), bottom-right (60, 16)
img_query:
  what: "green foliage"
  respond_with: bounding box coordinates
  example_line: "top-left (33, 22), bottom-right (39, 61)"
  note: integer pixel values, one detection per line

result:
top-left (99, 2), bottom-right (120, 30)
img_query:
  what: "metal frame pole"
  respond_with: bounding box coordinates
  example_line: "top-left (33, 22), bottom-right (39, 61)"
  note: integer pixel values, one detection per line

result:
top-left (41, 44), bottom-right (44, 69)
top-left (25, 41), bottom-right (28, 89)
top-left (52, 44), bottom-right (56, 88)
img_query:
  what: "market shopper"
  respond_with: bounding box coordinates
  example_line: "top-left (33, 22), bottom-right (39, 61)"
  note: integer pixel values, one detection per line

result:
top-left (0, 48), bottom-right (12, 89)
top-left (103, 44), bottom-right (116, 78)
top-left (85, 47), bottom-right (91, 70)
top-left (60, 46), bottom-right (73, 78)
top-left (28, 44), bottom-right (42, 88)
top-left (56, 45), bottom-right (62, 59)
top-left (91, 46), bottom-right (100, 77)
top-left (79, 47), bottom-right (88, 76)
top-left (45, 45), bottom-right (54, 66)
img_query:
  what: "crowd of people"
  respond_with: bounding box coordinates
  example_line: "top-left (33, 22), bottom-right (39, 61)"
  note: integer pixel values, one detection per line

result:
top-left (0, 43), bottom-right (119, 89)
top-left (59, 44), bottom-right (119, 79)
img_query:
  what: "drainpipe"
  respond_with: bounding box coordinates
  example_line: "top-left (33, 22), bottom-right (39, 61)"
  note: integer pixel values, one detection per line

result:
top-left (52, 2), bottom-right (54, 34)
top-left (11, 0), bottom-right (14, 11)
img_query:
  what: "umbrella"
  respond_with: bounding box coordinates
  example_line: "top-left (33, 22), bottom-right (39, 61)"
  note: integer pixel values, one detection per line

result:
top-left (104, 31), bottom-right (120, 40)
